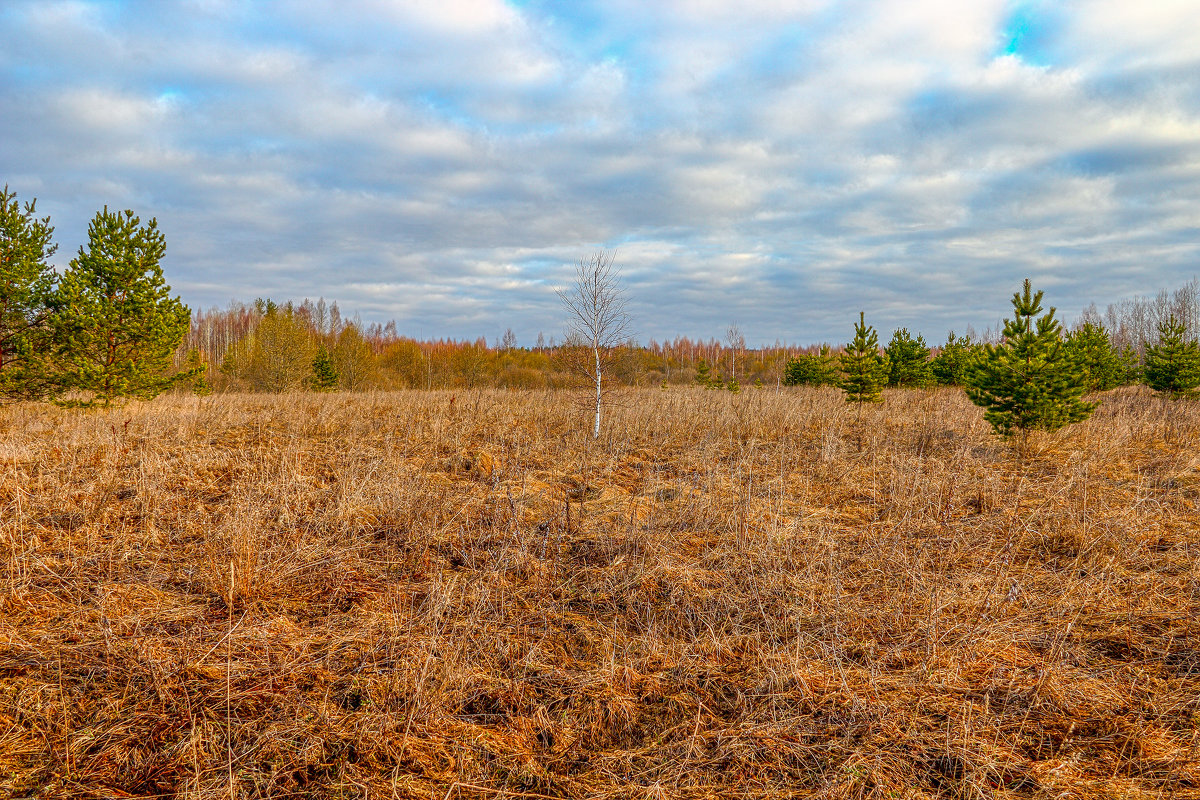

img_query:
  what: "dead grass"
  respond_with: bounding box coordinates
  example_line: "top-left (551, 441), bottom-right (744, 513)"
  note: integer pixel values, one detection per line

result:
top-left (1, 386), bottom-right (1197, 799)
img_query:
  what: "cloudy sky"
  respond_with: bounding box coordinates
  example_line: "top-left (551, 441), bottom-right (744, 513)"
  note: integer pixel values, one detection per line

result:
top-left (3, 0), bottom-right (1199, 344)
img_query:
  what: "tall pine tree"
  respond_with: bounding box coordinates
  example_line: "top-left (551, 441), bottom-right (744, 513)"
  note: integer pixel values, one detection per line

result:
top-left (841, 312), bottom-right (889, 405)
top-left (52, 209), bottom-right (192, 406)
top-left (1143, 315), bottom-right (1200, 397)
top-left (966, 280), bottom-right (1096, 439)
top-left (0, 187), bottom-right (58, 400)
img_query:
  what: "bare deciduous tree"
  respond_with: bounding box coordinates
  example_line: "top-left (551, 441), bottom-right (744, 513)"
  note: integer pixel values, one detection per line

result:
top-left (725, 323), bottom-right (745, 383)
top-left (558, 251), bottom-right (632, 439)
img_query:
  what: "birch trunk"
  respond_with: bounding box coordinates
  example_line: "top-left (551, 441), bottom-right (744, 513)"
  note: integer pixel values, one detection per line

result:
top-left (593, 345), bottom-right (602, 439)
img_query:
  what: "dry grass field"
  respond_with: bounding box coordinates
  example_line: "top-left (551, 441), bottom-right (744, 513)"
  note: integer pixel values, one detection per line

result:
top-left (1, 387), bottom-right (1198, 799)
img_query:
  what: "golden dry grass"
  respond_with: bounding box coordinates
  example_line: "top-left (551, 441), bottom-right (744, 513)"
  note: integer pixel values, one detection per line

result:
top-left (1, 387), bottom-right (1198, 799)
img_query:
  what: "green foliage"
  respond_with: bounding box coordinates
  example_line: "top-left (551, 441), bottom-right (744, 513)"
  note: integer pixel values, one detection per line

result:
top-left (783, 345), bottom-right (840, 386)
top-left (965, 280), bottom-right (1097, 438)
top-left (884, 328), bottom-right (933, 387)
top-left (840, 312), bottom-right (889, 404)
top-left (930, 331), bottom-right (980, 386)
top-left (310, 345), bottom-right (339, 391)
top-left (1064, 322), bottom-right (1126, 391)
top-left (1142, 315), bottom-right (1200, 397)
top-left (185, 348), bottom-right (211, 396)
top-left (222, 304), bottom-right (315, 391)
top-left (0, 186), bottom-right (59, 401)
top-left (1119, 344), bottom-right (1143, 385)
top-left (691, 358), bottom-right (729, 389)
top-left (51, 209), bottom-right (191, 407)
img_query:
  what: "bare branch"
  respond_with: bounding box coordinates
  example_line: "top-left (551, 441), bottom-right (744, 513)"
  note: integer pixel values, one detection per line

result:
top-left (557, 251), bottom-right (632, 438)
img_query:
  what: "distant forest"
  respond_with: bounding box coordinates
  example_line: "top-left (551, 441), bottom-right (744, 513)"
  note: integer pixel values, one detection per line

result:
top-left (180, 279), bottom-right (1199, 393)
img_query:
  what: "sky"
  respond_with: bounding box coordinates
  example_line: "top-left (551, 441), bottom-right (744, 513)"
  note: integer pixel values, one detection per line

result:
top-left (2, 0), bottom-right (1199, 345)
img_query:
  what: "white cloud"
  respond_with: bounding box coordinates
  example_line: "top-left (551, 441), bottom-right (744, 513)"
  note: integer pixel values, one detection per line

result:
top-left (2, 0), bottom-right (1199, 342)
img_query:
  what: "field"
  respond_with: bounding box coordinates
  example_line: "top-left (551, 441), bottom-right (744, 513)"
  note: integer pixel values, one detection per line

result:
top-left (1, 388), bottom-right (1198, 799)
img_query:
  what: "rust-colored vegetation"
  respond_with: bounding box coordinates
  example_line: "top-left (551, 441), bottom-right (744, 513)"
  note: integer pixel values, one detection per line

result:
top-left (2, 388), bottom-right (1197, 798)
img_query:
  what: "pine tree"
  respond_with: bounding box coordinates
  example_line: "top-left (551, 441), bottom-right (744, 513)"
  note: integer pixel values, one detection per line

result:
top-left (311, 344), bottom-right (339, 391)
top-left (966, 280), bottom-right (1097, 439)
top-left (0, 186), bottom-right (58, 401)
top-left (783, 345), bottom-right (840, 386)
top-left (840, 312), bottom-right (889, 404)
top-left (930, 331), bottom-right (979, 386)
top-left (1143, 315), bottom-right (1200, 397)
top-left (185, 348), bottom-right (211, 396)
top-left (1064, 322), bottom-right (1125, 391)
top-left (1119, 344), bottom-right (1142, 385)
top-left (51, 208), bottom-right (191, 407)
top-left (884, 328), bottom-right (933, 387)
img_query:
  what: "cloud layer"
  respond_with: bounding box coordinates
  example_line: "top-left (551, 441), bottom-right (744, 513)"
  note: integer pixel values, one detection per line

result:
top-left (3, 0), bottom-right (1198, 344)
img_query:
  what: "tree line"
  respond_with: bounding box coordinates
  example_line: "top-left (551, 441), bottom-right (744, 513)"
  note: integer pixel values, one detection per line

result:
top-left (3, 185), bottom-right (1198, 419)
top-left (797, 280), bottom-right (1198, 443)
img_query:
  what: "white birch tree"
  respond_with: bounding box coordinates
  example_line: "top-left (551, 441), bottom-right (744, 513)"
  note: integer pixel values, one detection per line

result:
top-left (558, 251), bottom-right (631, 439)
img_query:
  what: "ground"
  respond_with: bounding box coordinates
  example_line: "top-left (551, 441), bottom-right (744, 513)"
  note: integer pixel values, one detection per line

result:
top-left (1, 387), bottom-right (1197, 798)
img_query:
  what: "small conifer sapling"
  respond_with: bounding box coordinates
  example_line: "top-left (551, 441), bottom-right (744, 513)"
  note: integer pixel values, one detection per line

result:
top-left (884, 328), bottom-right (933, 387)
top-left (311, 345), bottom-right (340, 391)
top-left (965, 279), bottom-right (1097, 441)
top-left (1142, 315), bottom-right (1200, 397)
top-left (1064, 322), bottom-right (1125, 391)
top-left (840, 312), bottom-right (889, 406)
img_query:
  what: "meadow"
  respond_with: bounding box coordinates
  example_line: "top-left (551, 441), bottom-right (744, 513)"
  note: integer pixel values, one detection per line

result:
top-left (1, 387), bottom-right (1197, 799)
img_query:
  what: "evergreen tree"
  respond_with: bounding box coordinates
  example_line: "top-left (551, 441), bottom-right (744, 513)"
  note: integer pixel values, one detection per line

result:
top-left (884, 327), bottom-right (933, 387)
top-left (783, 345), bottom-right (840, 386)
top-left (0, 186), bottom-right (58, 401)
top-left (1064, 322), bottom-right (1125, 391)
top-left (694, 358), bottom-right (713, 386)
top-left (311, 344), bottom-right (339, 391)
top-left (1119, 344), bottom-right (1143, 385)
top-left (51, 208), bottom-right (191, 407)
top-left (840, 312), bottom-right (889, 404)
top-left (1143, 315), bottom-right (1200, 397)
top-left (185, 348), bottom-right (211, 396)
top-left (930, 331), bottom-right (979, 386)
top-left (965, 280), bottom-right (1097, 439)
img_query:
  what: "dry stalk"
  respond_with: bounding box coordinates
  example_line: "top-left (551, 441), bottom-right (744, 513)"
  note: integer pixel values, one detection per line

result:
top-left (0, 387), bottom-right (1195, 798)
